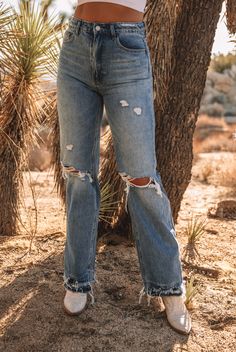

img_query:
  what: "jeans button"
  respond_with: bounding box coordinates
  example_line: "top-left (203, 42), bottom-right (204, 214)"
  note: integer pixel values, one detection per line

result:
top-left (95, 25), bottom-right (101, 31)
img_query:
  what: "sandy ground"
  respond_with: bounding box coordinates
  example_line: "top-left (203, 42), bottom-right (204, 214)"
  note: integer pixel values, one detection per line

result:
top-left (0, 152), bottom-right (236, 352)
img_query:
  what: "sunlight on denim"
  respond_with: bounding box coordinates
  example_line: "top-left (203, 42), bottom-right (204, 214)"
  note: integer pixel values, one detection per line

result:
top-left (57, 16), bottom-right (184, 305)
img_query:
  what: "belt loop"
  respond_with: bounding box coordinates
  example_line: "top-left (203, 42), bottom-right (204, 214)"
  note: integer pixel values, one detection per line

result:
top-left (110, 23), bottom-right (116, 40)
top-left (76, 20), bottom-right (82, 36)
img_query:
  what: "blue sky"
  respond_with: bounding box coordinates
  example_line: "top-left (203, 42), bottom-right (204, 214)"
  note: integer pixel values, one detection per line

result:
top-left (6, 0), bottom-right (236, 56)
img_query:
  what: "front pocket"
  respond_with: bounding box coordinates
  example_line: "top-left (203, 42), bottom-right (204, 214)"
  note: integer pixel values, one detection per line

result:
top-left (115, 32), bottom-right (146, 52)
top-left (63, 29), bottom-right (76, 44)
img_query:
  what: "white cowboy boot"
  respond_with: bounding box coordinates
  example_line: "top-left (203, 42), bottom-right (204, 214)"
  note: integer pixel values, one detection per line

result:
top-left (162, 295), bottom-right (192, 334)
top-left (63, 289), bottom-right (89, 315)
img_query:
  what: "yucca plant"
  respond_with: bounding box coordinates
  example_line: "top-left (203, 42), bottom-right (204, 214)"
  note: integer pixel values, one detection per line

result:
top-left (40, 11), bottom-right (69, 207)
top-left (0, 0), bottom-right (60, 236)
top-left (182, 215), bottom-right (208, 263)
top-left (98, 129), bottom-right (127, 233)
top-left (184, 275), bottom-right (199, 309)
top-left (0, 2), bottom-right (15, 43)
top-left (41, 0), bottom-right (68, 25)
top-left (99, 179), bottom-right (121, 225)
top-left (41, 0), bottom-right (55, 21)
top-left (0, 3), bottom-right (16, 104)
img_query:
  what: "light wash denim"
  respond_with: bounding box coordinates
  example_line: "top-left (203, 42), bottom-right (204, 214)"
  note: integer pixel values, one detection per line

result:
top-left (56, 16), bottom-right (184, 305)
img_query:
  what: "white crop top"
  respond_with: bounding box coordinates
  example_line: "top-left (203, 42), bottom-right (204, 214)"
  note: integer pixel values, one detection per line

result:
top-left (77, 1), bottom-right (147, 13)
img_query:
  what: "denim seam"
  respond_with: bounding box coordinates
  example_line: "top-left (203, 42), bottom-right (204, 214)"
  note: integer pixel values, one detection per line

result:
top-left (87, 189), bottom-right (97, 275)
top-left (135, 237), bottom-right (147, 281)
top-left (90, 103), bottom-right (102, 175)
top-left (155, 179), bottom-right (181, 252)
top-left (158, 182), bottom-right (175, 231)
top-left (87, 103), bottom-right (102, 274)
top-left (145, 41), bottom-right (151, 77)
top-left (149, 83), bottom-right (156, 172)
top-left (90, 177), bottom-right (101, 274)
top-left (131, 218), bottom-right (147, 283)
top-left (87, 204), bottom-right (99, 275)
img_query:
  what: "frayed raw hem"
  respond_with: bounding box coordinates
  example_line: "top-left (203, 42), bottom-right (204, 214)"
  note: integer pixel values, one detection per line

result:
top-left (138, 283), bottom-right (184, 306)
top-left (63, 274), bottom-right (99, 304)
top-left (64, 279), bottom-right (92, 293)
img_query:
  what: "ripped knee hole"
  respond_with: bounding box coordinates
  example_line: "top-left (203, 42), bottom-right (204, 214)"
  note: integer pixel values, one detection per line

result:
top-left (119, 172), bottom-right (163, 213)
top-left (61, 162), bottom-right (93, 182)
top-left (125, 177), bottom-right (152, 187)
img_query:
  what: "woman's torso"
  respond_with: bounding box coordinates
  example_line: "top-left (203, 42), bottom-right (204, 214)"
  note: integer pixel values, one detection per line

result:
top-left (74, 1), bottom-right (145, 22)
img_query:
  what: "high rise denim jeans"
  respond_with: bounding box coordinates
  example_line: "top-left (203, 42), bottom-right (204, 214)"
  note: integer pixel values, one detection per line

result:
top-left (57, 16), bottom-right (184, 306)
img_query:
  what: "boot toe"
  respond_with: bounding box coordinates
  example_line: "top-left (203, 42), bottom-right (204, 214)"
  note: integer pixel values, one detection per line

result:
top-left (166, 311), bottom-right (192, 334)
top-left (64, 290), bottom-right (87, 315)
top-left (162, 295), bottom-right (192, 334)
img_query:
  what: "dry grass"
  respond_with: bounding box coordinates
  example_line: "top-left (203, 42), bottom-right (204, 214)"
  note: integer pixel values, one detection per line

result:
top-left (193, 114), bottom-right (236, 154)
top-left (216, 159), bottom-right (236, 188)
top-left (195, 134), bottom-right (236, 153)
top-left (194, 155), bottom-right (236, 190)
top-left (192, 152), bottom-right (201, 166)
top-left (16, 170), bottom-right (39, 259)
top-left (195, 114), bottom-right (228, 130)
top-left (199, 160), bottom-right (215, 183)
top-left (192, 114), bottom-right (236, 188)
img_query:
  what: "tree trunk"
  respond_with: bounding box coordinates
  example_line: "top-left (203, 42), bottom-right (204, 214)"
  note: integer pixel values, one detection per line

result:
top-left (150, 0), bottom-right (224, 223)
top-left (226, 0), bottom-right (236, 34)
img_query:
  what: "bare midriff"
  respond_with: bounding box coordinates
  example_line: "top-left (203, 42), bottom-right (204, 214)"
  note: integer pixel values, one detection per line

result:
top-left (74, 3), bottom-right (144, 22)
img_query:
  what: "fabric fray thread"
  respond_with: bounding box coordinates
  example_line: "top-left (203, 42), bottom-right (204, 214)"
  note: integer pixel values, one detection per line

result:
top-left (139, 285), bottom-right (183, 306)
top-left (63, 276), bottom-right (93, 293)
top-left (64, 277), bottom-right (96, 304)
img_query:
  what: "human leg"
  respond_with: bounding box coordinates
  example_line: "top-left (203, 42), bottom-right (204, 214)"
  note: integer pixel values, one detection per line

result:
top-left (102, 23), bottom-right (191, 333)
top-left (103, 75), bottom-right (183, 300)
top-left (57, 18), bottom-right (104, 299)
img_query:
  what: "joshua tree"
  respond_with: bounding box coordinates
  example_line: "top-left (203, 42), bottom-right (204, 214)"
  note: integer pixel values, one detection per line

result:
top-left (99, 0), bottom-right (236, 238)
top-left (0, 0), bottom-right (120, 237)
top-left (0, 1), bottom-right (59, 236)
top-left (41, 0), bottom-right (55, 21)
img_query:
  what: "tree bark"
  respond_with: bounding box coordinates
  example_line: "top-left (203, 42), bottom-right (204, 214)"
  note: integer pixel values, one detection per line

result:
top-left (149, 0), bottom-right (224, 223)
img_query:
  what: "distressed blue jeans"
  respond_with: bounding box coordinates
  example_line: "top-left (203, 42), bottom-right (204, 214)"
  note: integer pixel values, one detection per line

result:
top-left (57, 16), bottom-right (184, 305)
